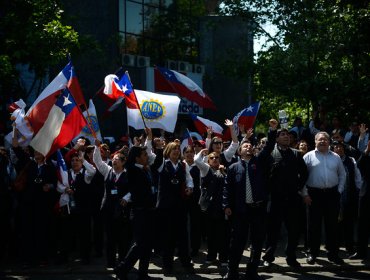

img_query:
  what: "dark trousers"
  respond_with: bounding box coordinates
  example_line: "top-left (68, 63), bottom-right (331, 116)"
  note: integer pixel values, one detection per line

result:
top-left (157, 207), bottom-right (190, 268)
top-left (263, 196), bottom-right (302, 262)
top-left (76, 211), bottom-right (93, 262)
top-left (19, 201), bottom-right (54, 263)
top-left (205, 213), bottom-right (230, 262)
top-left (339, 201), bottom-right (358, 252)
top-left (92, 210), bottom-right (104, 256)
top-left (188, 201), bottom-right (203, 255)
top-left (228, 205), bottom-right (266, 276)
top-left (356, 191), bottom-right (370, 256)
top-left (116, 208), bottom-right (155, 276)
top-left (104, 213), bottom-right (132, 266)
top-left (307, 187), bottom-right (340, 257)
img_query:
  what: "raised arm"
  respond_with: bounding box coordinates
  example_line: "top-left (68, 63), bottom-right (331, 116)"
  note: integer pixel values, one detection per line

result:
top-left (194, 148), bottom-right (210, 177)
top-left (93, 139), bottom-right (111, 179)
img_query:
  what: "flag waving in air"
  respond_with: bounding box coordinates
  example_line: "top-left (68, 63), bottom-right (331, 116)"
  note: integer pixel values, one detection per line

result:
top-left (103, 72), bottom-right (139, 110)
top-left (26, 61), bottom-right (85, 134)
top-left (189, 112), bottom-right (223, 137)
top-left (30, 88), bottom-right (87, 158)
top-left (5, 99), bottom-right (33, 147)
top-left (154, 66), bottom-right (216, 110)
top-left (233, 101), bottom-right (261, 135)
top-left (127, 90), bottom-right (180, 132)
top-left (74, 99), bottom-right (103, 144)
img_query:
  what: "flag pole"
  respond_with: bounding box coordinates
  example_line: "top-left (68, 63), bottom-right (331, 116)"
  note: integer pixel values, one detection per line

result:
top-left (186, 128), bottom-right (193, 145)
top-left (125, 71), bottom-right (147, 129)
top-left (67, 89), bottom-right (97, 139)
top-left (66, 55), bottom-right (97, 139)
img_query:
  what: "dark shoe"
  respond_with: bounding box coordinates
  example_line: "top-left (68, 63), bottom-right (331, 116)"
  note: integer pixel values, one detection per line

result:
top-left (286, 258), bottom-right (301, 268)
top-left (349, 252), bottom-right (367, 260)
top-left (306, 254), bottom-right (316, 265)
top-left (262, 260), bottom-right (272, 267)
top-left (328, 255), bottom-right (344, 265)
top-left (223, 271), bottom-right (239, 280)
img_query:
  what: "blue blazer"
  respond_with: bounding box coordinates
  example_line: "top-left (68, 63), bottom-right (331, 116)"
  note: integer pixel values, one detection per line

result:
top-left (223, 129), bottom-right (276, 214)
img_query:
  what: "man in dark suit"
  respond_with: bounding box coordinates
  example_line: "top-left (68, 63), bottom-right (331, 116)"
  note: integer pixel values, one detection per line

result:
top-left (115, 143), bottom-right (163, 280)
top-left (262, 128), bottom-right (308, 268)
top-left (223, 119), bottom-right (277, 280)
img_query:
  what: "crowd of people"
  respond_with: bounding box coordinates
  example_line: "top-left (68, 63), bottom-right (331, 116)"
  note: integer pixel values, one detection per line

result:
top-left (0, 113), bottom-right (370, 280)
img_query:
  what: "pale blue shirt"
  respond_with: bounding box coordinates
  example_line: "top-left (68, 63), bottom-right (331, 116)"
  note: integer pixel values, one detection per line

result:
top-left (302, 149), bottom-right (346, 196)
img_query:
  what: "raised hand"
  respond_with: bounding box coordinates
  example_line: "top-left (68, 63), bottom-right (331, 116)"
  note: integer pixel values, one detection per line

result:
top-left (225, 119), bottom-right (233, 127)
top-left (269, 119), bottom-right (278, 130)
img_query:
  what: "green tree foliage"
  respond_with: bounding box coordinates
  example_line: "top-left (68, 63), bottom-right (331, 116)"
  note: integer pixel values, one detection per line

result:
top-left (0, 0), bottom-right (79, 99)
top-left (220, 0), bottom-right (370, 125)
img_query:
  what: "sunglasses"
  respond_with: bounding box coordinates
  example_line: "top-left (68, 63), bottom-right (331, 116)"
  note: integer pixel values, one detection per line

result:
top-left (209, 156), bottom-right (220, 160)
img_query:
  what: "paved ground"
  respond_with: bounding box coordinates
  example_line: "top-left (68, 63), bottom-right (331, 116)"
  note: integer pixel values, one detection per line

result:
top-left (1, 245), bottom-right (369, 280)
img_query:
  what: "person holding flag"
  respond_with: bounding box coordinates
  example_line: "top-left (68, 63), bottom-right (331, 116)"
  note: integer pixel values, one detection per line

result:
top-left (56, 150), bottom-right (96, 265)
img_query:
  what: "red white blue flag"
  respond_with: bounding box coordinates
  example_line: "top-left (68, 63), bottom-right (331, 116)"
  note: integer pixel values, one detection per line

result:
top-left (189, 112), bottom-right (223, 137)
top-left (56, 150), bottom-right (69, 187)
top-left (103, 72), bottom-right (139, 110)
top-left (30, 88), bottom-right (87, 158)
top-left (154, 66), bottom-right (216, 110)
top-left (233, 101), bottom-right (261, 134)
top-left (26, 61), bottom-right (85, 134)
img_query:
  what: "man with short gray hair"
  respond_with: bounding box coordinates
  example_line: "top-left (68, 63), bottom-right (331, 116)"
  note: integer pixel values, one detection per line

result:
top-left (302, 131), bottom-right (346, 265)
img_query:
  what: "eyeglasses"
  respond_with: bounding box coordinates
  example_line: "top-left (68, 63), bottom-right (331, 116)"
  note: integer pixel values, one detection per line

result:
top-left (213, 142), bottom-right (222, 145)
top-left (209, 156), bottom-right (220, 160)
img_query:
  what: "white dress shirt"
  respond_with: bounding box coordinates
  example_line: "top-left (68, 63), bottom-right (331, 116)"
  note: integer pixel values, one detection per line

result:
top-left (302, 149), bottom-right (346, 196)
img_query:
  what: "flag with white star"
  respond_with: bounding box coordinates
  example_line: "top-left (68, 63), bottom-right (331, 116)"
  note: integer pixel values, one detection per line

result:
top-left (30, 88), bottom-right (87, 158)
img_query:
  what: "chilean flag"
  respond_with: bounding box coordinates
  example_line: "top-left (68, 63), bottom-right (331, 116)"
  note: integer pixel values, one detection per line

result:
top-left (180, 128), bottom-right (194, 155)
top-left (98, 68), bottom-right (125, 112)
top-left (30, 88), bottom-right (87, 158)
top-left (234, 101), bottom-right (261, 131)
top-left (56, 150), bottom-right (69, 187)
top-left (189, 112), bottom-right (223, 137)
top-left (223, 101), bottom-right (261, 140)
top-left (103, 72), bottom-right (139, 110)
top-left (26, 61), bottom-right (85, 134)
top-left (154, 66), bottom-right (216, 110)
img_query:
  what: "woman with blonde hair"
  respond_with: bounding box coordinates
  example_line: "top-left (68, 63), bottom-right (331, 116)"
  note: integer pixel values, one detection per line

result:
top-left (148, 135), bottom-right (194, 274)
top-left (195, 148), bottom-right (230, 266)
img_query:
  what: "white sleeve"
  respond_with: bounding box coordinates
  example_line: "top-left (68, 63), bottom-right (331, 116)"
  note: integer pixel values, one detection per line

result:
top-left (353, 158), bottom-right (363, 190)
top-left (83, 160), bottom-right (96, 184)
top-left (358, 133), bottom-right (369, 153)
top-left (145, 139), bottom-right (157, 165)
top-left (194, 151), bottom-right (210, 177)
top-left (93, 146), bottom-right (111, 180)
top-left (223, 141), bottom-right (239, 162)
top-left (185, 163), bottom-right (194, 189)
top-left (205, 138), bottom-right (211, 149)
